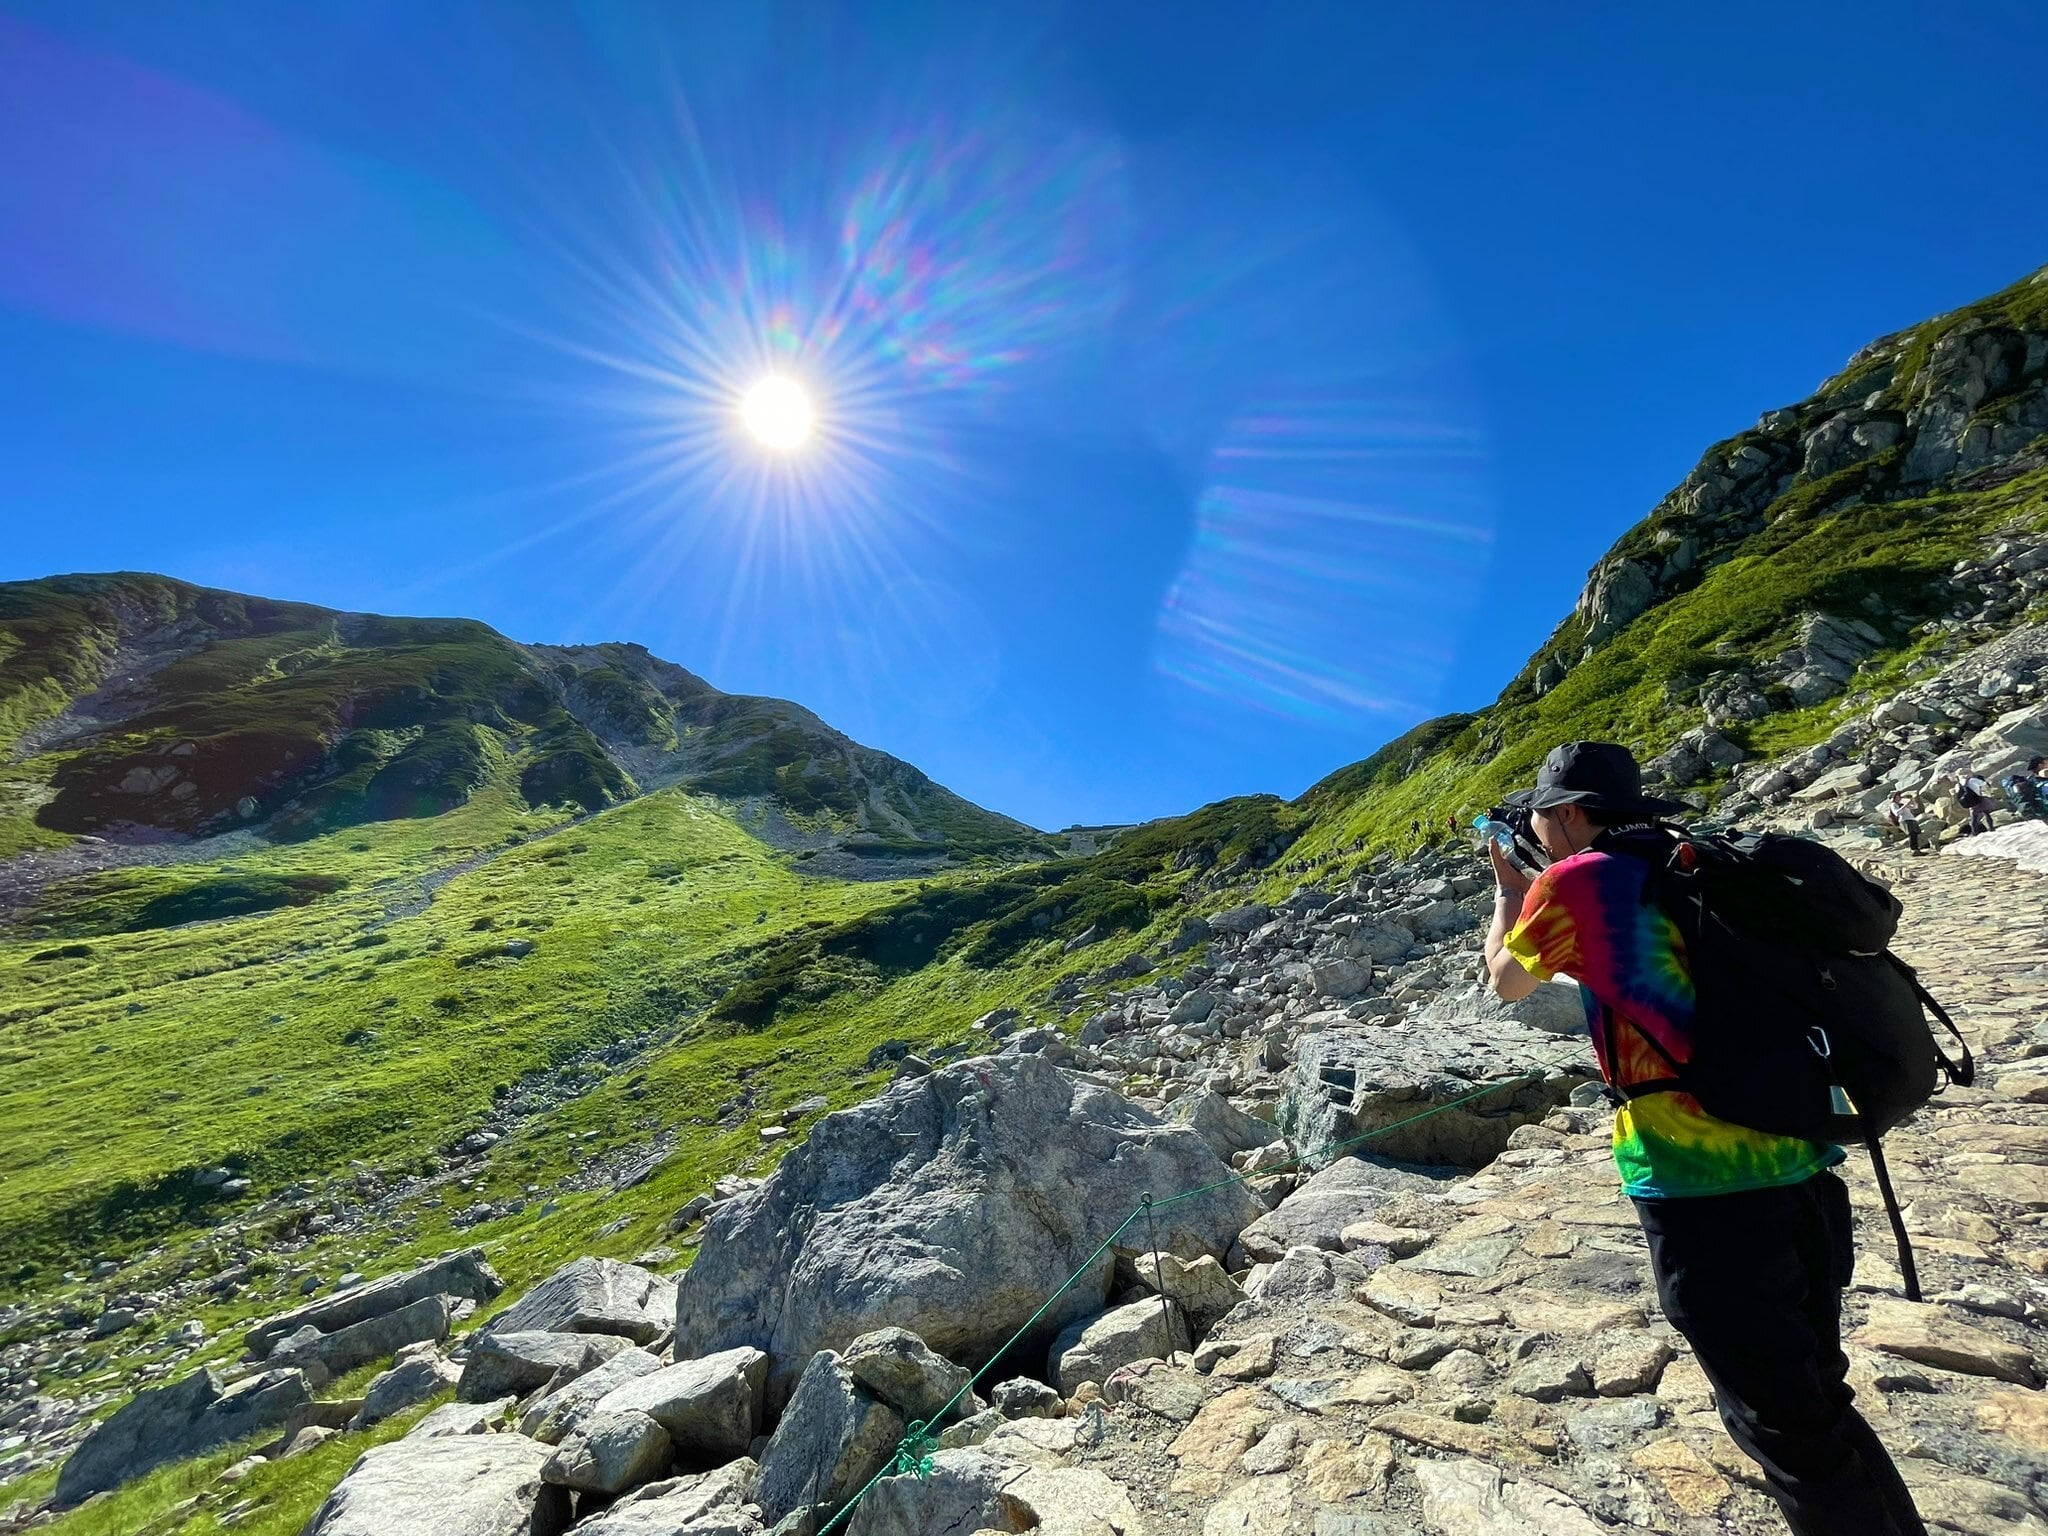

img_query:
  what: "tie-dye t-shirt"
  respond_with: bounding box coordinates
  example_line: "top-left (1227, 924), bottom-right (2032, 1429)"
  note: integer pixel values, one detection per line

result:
top-left (1503, 846), bottom-right (1840, 1199)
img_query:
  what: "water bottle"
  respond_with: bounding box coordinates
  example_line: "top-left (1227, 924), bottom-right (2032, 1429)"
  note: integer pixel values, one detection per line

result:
top-left (1473, 815), bottom-right (1517, 852)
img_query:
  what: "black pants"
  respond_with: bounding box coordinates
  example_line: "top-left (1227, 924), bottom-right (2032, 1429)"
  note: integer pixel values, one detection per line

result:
top-left (1633, 1173), bottom-right (1926, 1536)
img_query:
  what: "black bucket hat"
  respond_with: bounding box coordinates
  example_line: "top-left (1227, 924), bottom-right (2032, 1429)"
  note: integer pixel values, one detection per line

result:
top-left (1523, 741), bottom-right (1689, 818)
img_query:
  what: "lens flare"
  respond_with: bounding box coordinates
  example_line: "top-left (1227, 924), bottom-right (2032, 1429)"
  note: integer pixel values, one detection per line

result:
top-left (741, 376), bottom-right (813, 449)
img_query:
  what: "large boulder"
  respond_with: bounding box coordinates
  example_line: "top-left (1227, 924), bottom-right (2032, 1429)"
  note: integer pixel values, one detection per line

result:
top-left (1278, 1020), bottom-right (1593, 1169)
top-left (56, 1367), bottom-right (312, 1506)
top-left (843, 1447), bottom-right (1034, 1535)
top-left (457, 1330), bottom-right (635, 1403)
top-left (672, 1055), bottom-right (1262, 1401)
top-left (483, 1258), bottom-right (675, 1346)
top-left (594, 1347), bottom-right (769, 1462)
top-left (754, 1351), bottom-right (905, 1524)
top-left (245, 1250), bottom-right (501, 1359)
top-left (1413, 979), bottom-right (1590, 1039)
top-left (301, 1433), bottom-right (572, 1536)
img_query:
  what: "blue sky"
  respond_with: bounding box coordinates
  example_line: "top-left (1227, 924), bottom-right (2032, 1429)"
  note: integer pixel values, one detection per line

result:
top-left (4, 2), bottom-right (2047, 831)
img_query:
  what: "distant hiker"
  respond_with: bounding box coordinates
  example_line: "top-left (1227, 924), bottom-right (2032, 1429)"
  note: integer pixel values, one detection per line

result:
top-left (1409, 818), bottom-right (1421, 842)
top-left (1952, 769), bottom-right (1995, 836)
top-left (1482, 741), bottom-right (1926, 1536)
top-left (2001, 757), bottom-right (2048, 821)
top-left (1881, 790), bottom-right (1928, 855)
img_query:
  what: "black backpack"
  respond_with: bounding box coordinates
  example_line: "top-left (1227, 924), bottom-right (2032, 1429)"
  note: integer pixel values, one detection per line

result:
top-left (1607, 827), bottom-right (1973, 1299)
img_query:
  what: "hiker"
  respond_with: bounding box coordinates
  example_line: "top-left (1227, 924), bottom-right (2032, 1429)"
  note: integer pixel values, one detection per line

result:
top-left (1481, 741), bottom-right (1926, 1536)
top-left (1952, 768), bottom-right (1996, 836)
top-left (2001, 757), bottom-right (2048, 821)
top-left (1880, 790), bottom-right (1928, 855)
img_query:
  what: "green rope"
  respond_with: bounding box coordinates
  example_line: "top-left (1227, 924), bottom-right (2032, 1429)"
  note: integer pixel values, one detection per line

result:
top-left (812, 1038), bottom-right (1596, 1533)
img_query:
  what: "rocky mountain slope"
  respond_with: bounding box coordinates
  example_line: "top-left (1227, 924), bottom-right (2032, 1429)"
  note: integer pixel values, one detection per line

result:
top-left (0, 572), bottom-right (1041, 862)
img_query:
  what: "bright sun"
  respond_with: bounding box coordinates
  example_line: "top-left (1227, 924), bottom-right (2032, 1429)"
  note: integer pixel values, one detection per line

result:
top-left (741, 376), bottom-right (814, 450)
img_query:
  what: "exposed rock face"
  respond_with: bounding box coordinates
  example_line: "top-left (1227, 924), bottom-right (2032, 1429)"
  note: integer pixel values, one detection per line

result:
top-left (301, 1434), bottom-right (573, 1536)
top-left (55, 1367), bottom-right (312, 1506)
top-left (1579, 559), bottom-right (1659, 645)
top-left (672, 1055), bottom-right (1262, 1400)
top-left (1165, 1088), bottom-right (1283, 1161)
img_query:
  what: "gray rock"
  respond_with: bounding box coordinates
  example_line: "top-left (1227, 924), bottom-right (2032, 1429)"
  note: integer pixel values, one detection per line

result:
top-left (1580, 559), bottom-right (1658, 644)
top-left (842, 1329), bottom-right (975, 1425)
top-left (1165, 1089), bottom-right (1282, 1161)
top-left (842, 1447), bottom-right (1033, 1536)
top-left (352, 1344), bottom-right (461, 1431)
top-left (1232, 1157), bottom-right (1426, 1262)
top-left (484, 1257), bottom-right (675, 1346)
top-left (572, 1459), bottom-right (760, 1536)
top-left (1311, 957), bottom-right (1373, 999)
top-left (300, 1434), bottom-right (572, 1536)
top-left (405, 1397), bottom-right (513, 1438)
top-left (988, 1378), bottom-right (1065, 1420)
top-left (271, 1294), bottom-right (451, 1381)
top-left (1564, 1396), bottom-right (1666, 1452)
top-left (1048, 1298), bottom-right (1190, 1393)
top-left (755, 1351), bottom-right (905, 1524)
top-left (520, 1347), bottom-right (666, 1444)
top-left (1131, 1252), bottom-right (1244, 1333)
top-left (1209, 904), bottom-right (1272, 936)
top-left (1279, 1025), bottom-right (1590, 1168)
top-left (673, 1055), bottom-right (1261, 1403)
top-left (456, 1330), bottom-right (633, 1403)
top-left (1414, 1457), bottom-right (1604, 1536)
top-left (56, 1367), bottom-right (313, 1506)
top-left (1508, 1354), bottom-right (1594, 1403)
top-left (246, 1249), bottom-right (501, 1358)
top-left (1244, 1245), bottom-right (1370, 1307)
top-left (542, 1408), bottom-right (674, 1495)
top-left (1326, 916), bottom-right (1415, 964)
top-left (595, 1347), bottom-right (769, 1461)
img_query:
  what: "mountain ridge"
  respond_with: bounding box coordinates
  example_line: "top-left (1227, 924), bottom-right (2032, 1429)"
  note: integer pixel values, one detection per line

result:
top-left (0, 571), bottom-right (1044, 865)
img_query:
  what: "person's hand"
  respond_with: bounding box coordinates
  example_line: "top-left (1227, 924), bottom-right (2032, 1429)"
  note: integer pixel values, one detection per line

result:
top-left (1489, 839), bottom-right (1533, 901)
